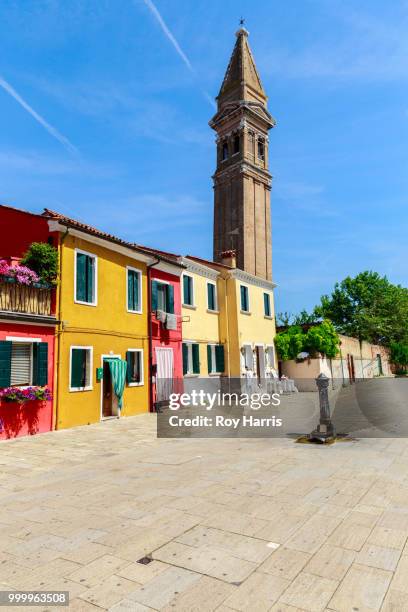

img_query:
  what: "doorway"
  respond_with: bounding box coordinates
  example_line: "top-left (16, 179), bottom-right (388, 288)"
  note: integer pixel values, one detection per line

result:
top-left (347, 354), bottom-right (356, 383)
top-left (377, 354), bottom-right (383, 376)
top-left (155, 347), bottom-right (174, 409)
top-left (101, 356), bottom-right (120, 419)
top-left (255, 345), bottom-right (266, 386)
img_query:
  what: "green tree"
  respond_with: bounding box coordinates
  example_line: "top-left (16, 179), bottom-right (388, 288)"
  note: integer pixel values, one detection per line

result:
top-left (390, 342), bottom-right (408, 372)
top-left (276, 311), bottom-right (293, 326)
top-left (274, 325), bottom-right (304, 361)
top-left (315, 271), bottom-right (408, 345)
top-left (304, 320), bottom-right (339, 358)
top-left (293, 309), bottom-right (320, 325)
top-left (21, 242), bottom-right (59, 286)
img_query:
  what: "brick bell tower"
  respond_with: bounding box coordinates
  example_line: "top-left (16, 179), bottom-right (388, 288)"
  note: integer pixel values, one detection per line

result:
top-left (210, 25), bottom-right (276, 280)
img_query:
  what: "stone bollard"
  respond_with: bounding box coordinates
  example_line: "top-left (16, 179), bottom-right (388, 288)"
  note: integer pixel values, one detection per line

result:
top-left (309, 373), bottom-right (336, 443)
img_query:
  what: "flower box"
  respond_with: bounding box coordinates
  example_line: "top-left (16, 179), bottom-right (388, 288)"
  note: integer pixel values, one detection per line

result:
top-left (0, 386), bottom-right (52, 403)
top-left (0, 398), bottom-right (52, 439)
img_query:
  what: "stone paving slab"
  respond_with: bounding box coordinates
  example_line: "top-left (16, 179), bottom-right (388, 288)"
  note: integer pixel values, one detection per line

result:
top-left (1, 397), bottom-right (408, 611)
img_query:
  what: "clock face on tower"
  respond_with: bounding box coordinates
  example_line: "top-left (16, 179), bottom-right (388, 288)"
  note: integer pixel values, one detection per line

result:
top-left (209, 27), bottom-right (276, 281)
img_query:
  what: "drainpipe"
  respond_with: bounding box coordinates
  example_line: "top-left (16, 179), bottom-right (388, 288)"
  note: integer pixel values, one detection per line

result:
top-left (53, 227), bottom-right (69, 431)
top-left (359, 338), bottom-right (365, 380)
top-left (224, 274), bottom-right (231, 379)
top-left (147, 257), bottom-right (161, 412)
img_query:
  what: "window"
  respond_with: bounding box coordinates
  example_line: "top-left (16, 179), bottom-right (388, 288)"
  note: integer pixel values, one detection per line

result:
top-left (266, 345), bottom-right (275, 369)
top-left (151, 280), bottom-right (174, 314)
top-left (183, 275), bottom-right (194, 306)
top-left (11, 342), bottom-right (32, 386)
top-left (248, 131), bottom-right (255, 155)
top-left (240, 285), bottom-right (250, 312)
top-left (207, 344), bottom-right (225, 374)
top-left (70, 346), bottom-right (92, 391)
top-left (222, 141), bottom-right (229, 161)
top-left (126, 350), bottom-right (143, 386)
top-left (0, 339), bottom-right (48, 388)
top-left (242, 344), bottom-right (254, 370)
top-left (127, 267), bottom-right (142, 313)
top-left (257, 138), bottom-right (265, 160)
top-left (207, 282), bottom-right (217, 311)
top-left (75, 250), bottom-right (97, 305)
top-left (264, 293), bottom-right (271, 317)
top-left (182, 342), bottom-right (200, 375)
top-left (233, 134), bottom-right (240, 155)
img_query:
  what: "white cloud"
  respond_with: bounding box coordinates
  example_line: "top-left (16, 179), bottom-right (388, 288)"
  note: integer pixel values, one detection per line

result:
top-left (140, 0), bottom-right (216, 109)
top-left (0, 76), bottom-right (78, 154)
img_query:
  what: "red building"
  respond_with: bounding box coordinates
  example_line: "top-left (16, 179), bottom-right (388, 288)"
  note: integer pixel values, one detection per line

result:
top-left (0, 205), bottom-right (57, 439)
top-left (146, 252), bottom-right (184, 411)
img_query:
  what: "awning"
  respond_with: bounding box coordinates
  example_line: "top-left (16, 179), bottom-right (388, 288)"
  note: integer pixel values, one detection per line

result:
top-left (106, 358), bottom-right (127, 409)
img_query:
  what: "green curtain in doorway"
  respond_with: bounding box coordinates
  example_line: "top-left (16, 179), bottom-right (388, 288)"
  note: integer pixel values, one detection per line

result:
top-left (106, 358), bottom-right (127, 409)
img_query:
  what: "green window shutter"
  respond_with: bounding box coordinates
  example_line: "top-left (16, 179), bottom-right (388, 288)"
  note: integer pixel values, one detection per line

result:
top-left (86, 255), bottom-right (94, 303)
top-left (33, 342), bottom-right (48, 386)
top-left (0, 340), bottom-right (12, 388)
top-left (240, 285), bottom-right (245, 310)
top-left (264, 293), bottom-right (270, 316)
top-left (192, 343), bottom-right (200, 374)
top-left (207, 284), bottom-right (215, 310)
top-left (183, 276), bottom-right (191, 305)
top-left (76, 253), bottom-right (87, 302)
top-left (207, 345), bottom-right (212, 374)
top-left (71, 348), bottom-right (86, 388)
top-left (166, 284), bottom-right (174, 314)
top-left (182, 343), bottom-right (189, 375)
top-left (133, 272), bottom-right (139, 310)
top-left (126, 351), bottom-right (132, 383)
top-left (215, 345), bottom-right (225, 373)
top-left (128, 271), bottom-right (134, 310)
top-left (128, 271), bottom-right (139, 311)
top-left (151, 280), bottom-right (159, 311)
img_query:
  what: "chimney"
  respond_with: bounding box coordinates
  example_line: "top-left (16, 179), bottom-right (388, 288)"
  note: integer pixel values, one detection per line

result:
top-left (220, 249), bottom-right (237, 268)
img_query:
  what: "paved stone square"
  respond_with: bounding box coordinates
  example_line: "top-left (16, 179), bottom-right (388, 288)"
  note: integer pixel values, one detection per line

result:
top-left (1, 382), bottom-right (408, 611)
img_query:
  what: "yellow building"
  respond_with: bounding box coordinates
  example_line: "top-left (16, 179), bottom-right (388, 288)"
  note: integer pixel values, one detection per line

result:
top-left (184, 254), bottom-right (277, 388)
top-left (45, 210), bottom-right (159, 429)
top-left (222, 266), bottom-right (277, 382)
top-left (180, 257), bottom-right (225, 392)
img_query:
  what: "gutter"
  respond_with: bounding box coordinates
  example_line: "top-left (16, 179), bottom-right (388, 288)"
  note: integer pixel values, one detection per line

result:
top-left (53, 227), bottom-right (69, 431)
top-left (147, 257), bottom-right (161, 413)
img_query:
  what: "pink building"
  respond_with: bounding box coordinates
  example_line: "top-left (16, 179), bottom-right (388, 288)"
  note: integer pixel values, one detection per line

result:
top-left (146, 253), bottom-right (184, 411)
top-left (0, 205), bottom-right (57, 439)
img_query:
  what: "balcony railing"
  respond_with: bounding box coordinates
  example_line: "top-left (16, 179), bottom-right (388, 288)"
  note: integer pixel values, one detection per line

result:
top-left (0, 279), bottom-right (53, 316)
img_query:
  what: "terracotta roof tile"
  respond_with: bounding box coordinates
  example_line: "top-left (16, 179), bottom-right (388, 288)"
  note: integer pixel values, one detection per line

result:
top-left (42, 208), bottom-right (183, 266)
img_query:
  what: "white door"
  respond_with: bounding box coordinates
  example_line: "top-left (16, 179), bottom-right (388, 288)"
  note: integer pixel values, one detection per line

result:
top-left (155, 347), bottom-right (174, 405)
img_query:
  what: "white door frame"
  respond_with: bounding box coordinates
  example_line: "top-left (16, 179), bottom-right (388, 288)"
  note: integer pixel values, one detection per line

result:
top-left (155, 347), bottom-right (174, 404)
top-left (100, 354), bottom-right (121, 421)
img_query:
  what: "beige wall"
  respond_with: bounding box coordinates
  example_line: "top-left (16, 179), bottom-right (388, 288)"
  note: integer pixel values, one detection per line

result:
top-left (181, 267), bottom-right (223, 378)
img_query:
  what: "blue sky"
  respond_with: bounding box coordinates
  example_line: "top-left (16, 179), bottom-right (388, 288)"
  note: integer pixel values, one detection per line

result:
top-left (0, 0), bottom-right (407, 315)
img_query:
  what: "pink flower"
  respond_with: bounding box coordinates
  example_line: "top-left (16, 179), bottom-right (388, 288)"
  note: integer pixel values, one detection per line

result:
top-left (0, 262), bottom-right (39, 285)
top-left (0, 260), bottom-right (11, 275)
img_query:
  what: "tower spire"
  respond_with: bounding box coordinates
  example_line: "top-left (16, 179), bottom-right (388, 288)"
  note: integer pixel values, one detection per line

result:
top-left (210, 28), bottom-right (276, 281)
top-left (216, 25), bottom-right (266, 111)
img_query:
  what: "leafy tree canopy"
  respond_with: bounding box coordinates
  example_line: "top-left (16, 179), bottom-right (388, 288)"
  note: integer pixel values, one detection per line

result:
top-left (390, 342), bottom-right (408, 368)
top-left (274, 320), bottom-right (339, 361)
top-left (314, 271), bottom-right (408, 346)
top-left (21, 242), bottom-right (58, 286)
top-left (276, 310), bottom-right (319, 326)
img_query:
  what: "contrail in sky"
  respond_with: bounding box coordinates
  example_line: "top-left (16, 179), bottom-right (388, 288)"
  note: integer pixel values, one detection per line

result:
top-left (141, 0), bottom-right (216, 109)
top-left (0, 76), bottom-right (78, 155)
